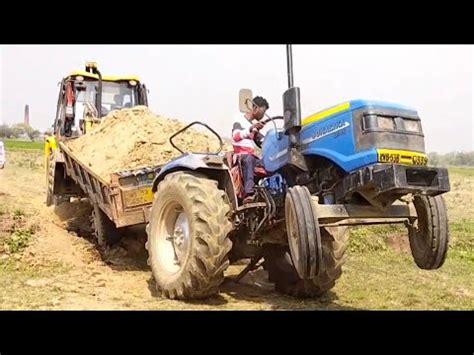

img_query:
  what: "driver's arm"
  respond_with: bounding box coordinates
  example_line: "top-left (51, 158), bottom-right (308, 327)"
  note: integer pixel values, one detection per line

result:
top-left (254, 132), bottom-right (264, 148)
top-left (232, 122), bottom-right (255, 142)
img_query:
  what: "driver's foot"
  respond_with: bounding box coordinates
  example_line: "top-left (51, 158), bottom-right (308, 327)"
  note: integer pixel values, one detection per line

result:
top-left (242, 194), bottom-right (256, 204)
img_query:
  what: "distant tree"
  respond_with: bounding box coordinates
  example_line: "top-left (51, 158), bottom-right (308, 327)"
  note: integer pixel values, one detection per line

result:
top-left (428, 152), bottom-right (439, 166)
top-left (26, 127), bottom-right (41, 141)
top-left (1, 123), bottom-right (43, 140)
top-left (11, 123), bottom-right (27, 138)
top-left (0, 124), bottom-right (14, 138)
top-left (429, 151), bottom-right (474, 167)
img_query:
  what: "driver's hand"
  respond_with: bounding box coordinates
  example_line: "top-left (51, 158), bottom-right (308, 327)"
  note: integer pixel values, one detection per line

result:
top-left (253, 121), bottom-right (265, 131)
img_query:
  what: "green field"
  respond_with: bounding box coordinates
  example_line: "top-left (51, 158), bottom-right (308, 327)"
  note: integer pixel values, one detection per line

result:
top-left (448, 166), bottom-right (474, 177)
top-left (3, 139), bottom-right (44, 151)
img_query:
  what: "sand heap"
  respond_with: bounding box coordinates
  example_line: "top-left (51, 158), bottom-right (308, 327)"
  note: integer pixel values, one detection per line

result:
top-left (65, 106), bottom-right (231, 180)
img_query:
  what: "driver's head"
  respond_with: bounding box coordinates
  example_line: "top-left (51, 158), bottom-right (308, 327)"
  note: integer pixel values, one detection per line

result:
top-left (251, 96), bottom-right (269, 120)
top-left (113, 94), bottom-right (122, 106)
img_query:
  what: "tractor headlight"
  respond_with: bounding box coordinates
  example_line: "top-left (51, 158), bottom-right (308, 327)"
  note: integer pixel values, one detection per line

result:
top-left (377, 116), bottom-right (395, 130)
top-left (362, 114), bottom-right (395, 131)
top-left (400, 118), bottom-right (421, 133)
top-left (363, 114), bottom-right (421, 134)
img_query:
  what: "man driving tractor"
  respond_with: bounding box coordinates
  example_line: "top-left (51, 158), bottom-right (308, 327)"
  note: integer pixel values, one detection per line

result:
top-left (231, 96), bottom-right (270, 203)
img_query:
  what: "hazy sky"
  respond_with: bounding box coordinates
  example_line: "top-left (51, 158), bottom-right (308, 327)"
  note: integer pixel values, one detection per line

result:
top-left (1, 45), bottom-right (472, 153)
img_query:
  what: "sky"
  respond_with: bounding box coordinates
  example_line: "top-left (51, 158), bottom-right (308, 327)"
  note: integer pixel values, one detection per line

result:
top-left (0, 44), bottom-right (472, 153)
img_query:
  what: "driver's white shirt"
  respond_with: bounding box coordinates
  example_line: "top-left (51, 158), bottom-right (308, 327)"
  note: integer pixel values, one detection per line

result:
top-left (231, 113), bottom-right (256, 155)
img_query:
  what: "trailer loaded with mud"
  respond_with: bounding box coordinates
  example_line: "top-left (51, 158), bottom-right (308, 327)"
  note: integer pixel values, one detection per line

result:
top-left (45, 63), bottom-right (226, 247)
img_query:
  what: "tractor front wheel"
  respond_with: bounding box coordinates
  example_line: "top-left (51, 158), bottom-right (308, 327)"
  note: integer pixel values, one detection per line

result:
top-left (408, 194), bottom-right (449, 270)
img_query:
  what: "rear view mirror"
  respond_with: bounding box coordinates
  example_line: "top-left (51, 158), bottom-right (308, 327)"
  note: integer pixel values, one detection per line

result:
top-left (239, 89), bottom-right (253, 113)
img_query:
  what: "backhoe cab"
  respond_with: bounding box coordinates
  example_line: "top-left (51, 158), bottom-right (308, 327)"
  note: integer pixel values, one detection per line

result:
top-left (53, 62), bottom-right (149, 138)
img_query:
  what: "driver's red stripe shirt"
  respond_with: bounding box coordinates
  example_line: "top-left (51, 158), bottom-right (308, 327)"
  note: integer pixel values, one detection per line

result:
top-left (231, 113), bottom-right (256, 155)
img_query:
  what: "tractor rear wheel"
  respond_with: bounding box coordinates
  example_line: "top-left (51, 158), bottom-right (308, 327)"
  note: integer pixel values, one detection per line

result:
top-left (264, 226), bottom-right (349, 298)
top-left (146, 172), bottom-right (232, 299)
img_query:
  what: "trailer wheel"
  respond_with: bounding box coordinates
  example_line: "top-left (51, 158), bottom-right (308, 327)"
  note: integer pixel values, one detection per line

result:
top-left (408, 195), bottom-right (449, 270)
top-left (145, 172), bottom-right (232, 299)
top-left (91, 203), bottom-right (121, 248)
top-left (263, 226), bottom-right (349, 298)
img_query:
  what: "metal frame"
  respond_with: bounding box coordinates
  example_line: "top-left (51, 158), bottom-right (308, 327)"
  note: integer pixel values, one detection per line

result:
top-left (59, 142), bottom-right (153, 228)
top-left (312, 199), bottom-right (417, 227)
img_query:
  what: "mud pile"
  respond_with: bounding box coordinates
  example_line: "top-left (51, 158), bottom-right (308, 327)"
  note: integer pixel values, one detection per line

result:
top-left (65, 106), bottom-right (230, 180)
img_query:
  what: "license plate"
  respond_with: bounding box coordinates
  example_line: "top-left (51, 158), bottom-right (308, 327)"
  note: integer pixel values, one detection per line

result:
top-left (377, 149), bottom-right (428, 166)
top-left (122, 186), bottom-right (154, 208)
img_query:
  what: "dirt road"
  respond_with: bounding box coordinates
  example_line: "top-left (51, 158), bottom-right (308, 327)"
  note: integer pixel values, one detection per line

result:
top-left (0, 164), bottom-right (342, 310)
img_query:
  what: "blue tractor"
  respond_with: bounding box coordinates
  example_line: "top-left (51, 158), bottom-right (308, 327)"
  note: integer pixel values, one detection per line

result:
top-left (145, 46), bottom-right (450, 299)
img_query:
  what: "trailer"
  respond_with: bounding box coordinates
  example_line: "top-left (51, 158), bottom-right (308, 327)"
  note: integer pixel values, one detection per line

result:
top-left (45, 62), bottom-right (154, 246)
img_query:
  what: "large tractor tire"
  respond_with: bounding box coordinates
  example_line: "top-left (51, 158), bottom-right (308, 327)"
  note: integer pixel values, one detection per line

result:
top-left (91, 203), bottom-right (121, 248)
top-left (264, 226), bottom-right (349, 298)
top-left (408, 194), bottom-right (449, 270)
top-left (145, 172), bottom-right (233, 299)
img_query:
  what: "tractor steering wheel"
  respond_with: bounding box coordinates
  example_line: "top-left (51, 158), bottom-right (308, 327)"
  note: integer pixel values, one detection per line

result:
top-left (254, 116), bottom-right (284, 129)
top-left (263, 115), bottom-right (284, 134)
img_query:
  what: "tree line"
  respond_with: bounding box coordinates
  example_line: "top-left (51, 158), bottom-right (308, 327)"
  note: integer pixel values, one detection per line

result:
top-left (0, 123), bottom-right (42, 141)
top-left (428, 151), bottom-right (474, 167)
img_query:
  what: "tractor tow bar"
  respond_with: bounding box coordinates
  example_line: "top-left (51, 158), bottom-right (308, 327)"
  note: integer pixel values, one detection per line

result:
top-left (233, 253), bottom-right (264, 284)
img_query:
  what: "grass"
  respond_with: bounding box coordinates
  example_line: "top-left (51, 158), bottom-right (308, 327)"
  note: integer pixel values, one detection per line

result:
top-left (13, 208), bottom-right (25, 219)
top-left (5, 229), bottom-right (33, 254)
top-left (448, 166), bottom-right (474, 177)
top-left (3, 149), bottom-right (43, 169)
top-left (449, 220), bottom-right (474, 263)
top-left (3, 139), bottom-right (44, 151)
top-left (1, 208), bottom-right (39, 255)
top-left (336, 211), bottom-right (474, 309)
top-left (349, 224), bottom-right (403, 253)
top-left (0, 203), bottom-right (66, 310)
top-left (2, 139), bottom-right (44, 169)
top-left (335, 248), bottom-right (473, 310)
top-left (443, 168), bottom-right (474, 224)
top-left (0, 258), bottom-right (70, 310)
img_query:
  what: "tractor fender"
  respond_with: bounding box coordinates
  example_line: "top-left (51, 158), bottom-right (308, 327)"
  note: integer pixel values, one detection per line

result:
top-left (152, 154), bottom-right (238, 209)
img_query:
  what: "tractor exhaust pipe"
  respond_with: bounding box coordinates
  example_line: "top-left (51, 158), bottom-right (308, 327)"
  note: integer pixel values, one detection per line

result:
top-left (286, 44), bottom-right (294, 89)
top-left (283, 45), bottom-right (307, 172)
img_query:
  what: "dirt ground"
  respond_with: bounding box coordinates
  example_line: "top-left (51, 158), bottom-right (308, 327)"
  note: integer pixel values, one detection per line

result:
top-left (0, 163), bottom-right (315, 310)
top-left (0, 158), bottom-right (473, 310)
